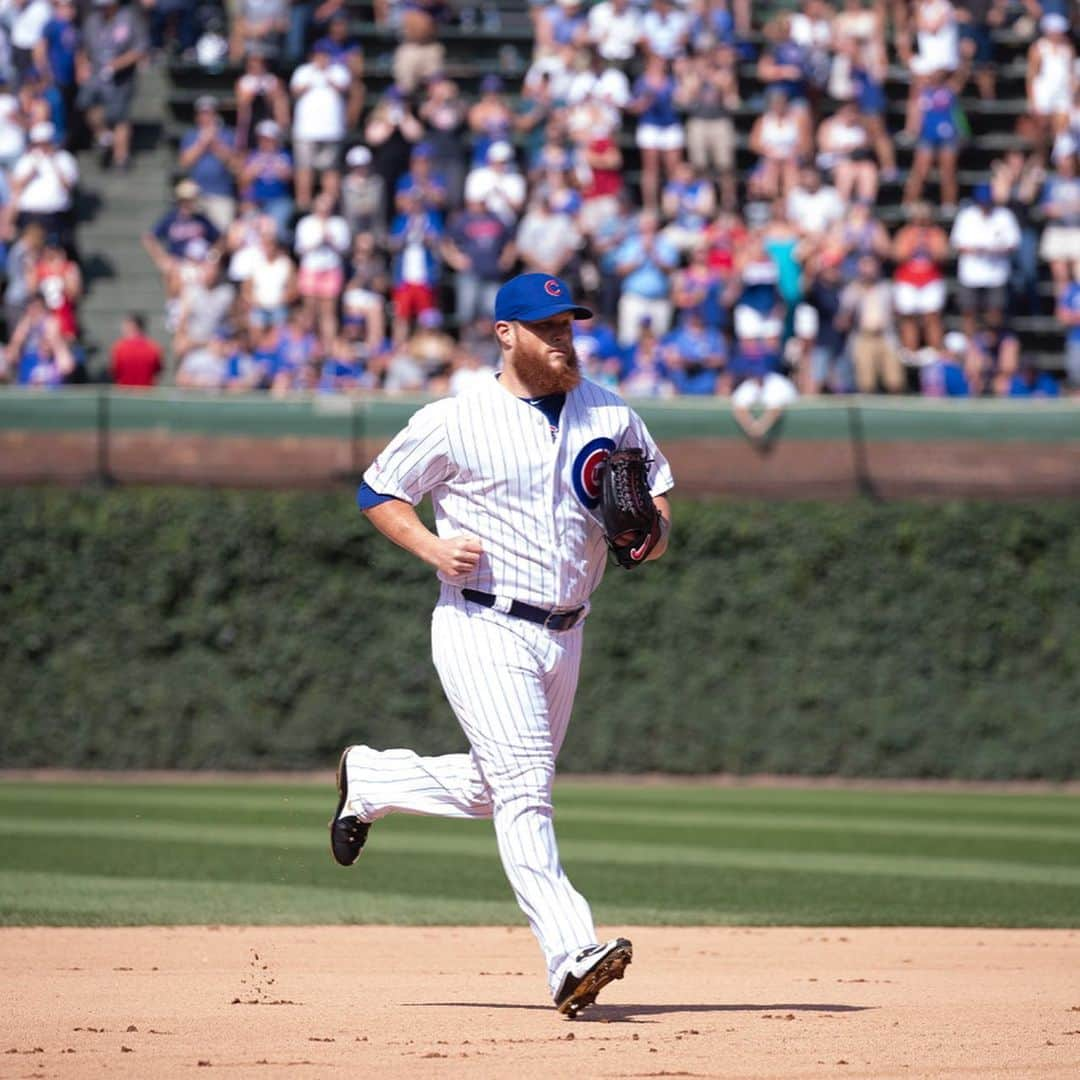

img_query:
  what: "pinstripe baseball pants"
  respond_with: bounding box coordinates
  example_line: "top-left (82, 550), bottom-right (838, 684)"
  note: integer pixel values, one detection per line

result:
top-left (342, 586), bottom-right (598, 995)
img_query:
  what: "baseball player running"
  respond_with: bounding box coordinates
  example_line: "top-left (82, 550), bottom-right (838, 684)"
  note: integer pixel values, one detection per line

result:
top-left (330, 273), bottom-right (674, 1016)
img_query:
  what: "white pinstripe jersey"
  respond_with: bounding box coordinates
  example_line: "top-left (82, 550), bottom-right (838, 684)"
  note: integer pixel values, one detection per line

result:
top-left (364, 376), bottom-right (675, 608)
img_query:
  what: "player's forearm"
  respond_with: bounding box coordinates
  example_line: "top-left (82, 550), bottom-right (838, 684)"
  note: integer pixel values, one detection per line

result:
top-left (365, 498), bottom-right (483, 578)
top-left (363, 499), bottom-right (442, 568)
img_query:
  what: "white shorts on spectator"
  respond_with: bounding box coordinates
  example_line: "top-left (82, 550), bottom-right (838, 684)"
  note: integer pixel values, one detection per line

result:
top-left (636, 124), bottom-right (685, 151)
top-left (894, 279), bottom-right (947, 315)
top-left (734, 306), bottom-right (782, 341)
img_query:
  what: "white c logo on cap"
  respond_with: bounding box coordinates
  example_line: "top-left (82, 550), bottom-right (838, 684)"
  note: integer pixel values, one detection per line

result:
top-left (544, 279), bottom-right (561, 296)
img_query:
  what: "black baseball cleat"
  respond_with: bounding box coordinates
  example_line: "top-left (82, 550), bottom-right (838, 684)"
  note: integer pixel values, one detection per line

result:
top-left (329, 745), bottom-right (371, 867)
top-left (554, 938), bottom-right (633, 1018)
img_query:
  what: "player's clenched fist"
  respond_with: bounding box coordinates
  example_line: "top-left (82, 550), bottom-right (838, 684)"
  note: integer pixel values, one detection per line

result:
top-left (431, 535), bottom-right (483, 578)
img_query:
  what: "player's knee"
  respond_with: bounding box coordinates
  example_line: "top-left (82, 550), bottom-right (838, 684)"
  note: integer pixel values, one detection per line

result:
top-left (493, 786), bottom-right (553, 820)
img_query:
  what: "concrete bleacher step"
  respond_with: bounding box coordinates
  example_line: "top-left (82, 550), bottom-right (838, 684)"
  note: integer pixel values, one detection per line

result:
top-left (77, 59), bottom-right (171, 376)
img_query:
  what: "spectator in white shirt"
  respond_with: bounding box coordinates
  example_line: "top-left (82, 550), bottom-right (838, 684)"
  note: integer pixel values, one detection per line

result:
top-left (587, 0), bottom-right (641, 63)
top-left (0, 73), bottom-right (25, 172)
top-left (289, 41), bottom-right (350, 210)
top-left (786, 165), bottom-right (845, 240)
top-left (294, 191), bottom-right (351, 344)
top-left (9, 0), bottom-right (52, 80)
top-left (10, 122), bottom-right (78, 247)
top-left (640, 0), bottom-right (690, 60)
top-left (243, 218), bottom-right (296, 331)
top-left (463, 141), bottom-right (527, 226)
top-left (564, 46), bottom-right (630, 119)
top-left (950, 185), bottom-right (1020, 339)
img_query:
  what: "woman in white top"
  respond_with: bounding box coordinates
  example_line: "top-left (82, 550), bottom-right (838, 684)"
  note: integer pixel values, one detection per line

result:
top-left (244, 219), bottom-right (296, 328)
top-left (914, 0), bottom-right (959, 73)
top-left (749, 90), bottom-right (811, 200)
top-left (294, 191), bottom-right (351, 344)
top-left (903, 0), bottom-right (959, 139)
top-left (817, 101), bottom-right (878, 203)
top-left (1026, 15), bottom-right (1076, 160)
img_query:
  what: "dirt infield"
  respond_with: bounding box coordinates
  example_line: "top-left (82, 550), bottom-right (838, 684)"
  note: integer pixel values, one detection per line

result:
top-left (4, 926), bottom-right (1078, 1079)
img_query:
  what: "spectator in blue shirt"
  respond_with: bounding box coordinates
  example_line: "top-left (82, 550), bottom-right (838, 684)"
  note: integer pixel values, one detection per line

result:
top-left (671, 246), bottom-right (726, 330)
top-left (239, 119), bottom-right (294, 241)
top-left (730, 325), bottom-right (782, 385)
top-left (220, 326), bottom-right (264, 392)
top-left (919, 333), bottom-right (971, 397)
top-left (319, 334), bottom-right (371, 393)
top-left (251, 321), bottom-right (285, 382)
top-left (757, 14), bottom-right (809, 104)
top-left (35, 0), bottom-right (80, 114)
top-left (178, 96), bottom-right (237, 233)
top-left (730, 318), bottom-right (798, 447)
top-left (621, 319), bottom-right (676, 398)
top-left (660, 160), bottom-right (716, 254)
top-left (573, 313), bottom-right (623, 383)
top-left (20, 68), bottom-right (67, 146)
top-left (661, 312), bottom-right (727, 395)
top-left (441, 193), bottom-right (515, 326)
top-left (628, 54), bottom-right (684, 213)
top-left (142, 179), bottom-right (221, 284)
top-left (1004, 360), bottom-right (1061, 398)
top-left (793, 251), bottom-right (851, 394)
top-left (394, 142), bottom-right (449, 217)
top-left (4, 294), bottom-right (75, 387)
top-left (273, 308), bottom-right (320, 380)
top-left (1056, 269), bottom-right (1080, 393)
top-left (542, 0), bottom-right (589, 49)
top-left (614, 211), bottom-right (679, 345)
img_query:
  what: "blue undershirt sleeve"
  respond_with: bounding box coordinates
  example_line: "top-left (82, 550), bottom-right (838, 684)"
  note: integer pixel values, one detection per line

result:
top-left (357, 480), bottom-right (402, 510)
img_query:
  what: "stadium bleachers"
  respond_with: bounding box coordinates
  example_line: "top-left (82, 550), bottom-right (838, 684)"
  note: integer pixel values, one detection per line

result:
top-left (157, 4), bottom-right (1067, 371)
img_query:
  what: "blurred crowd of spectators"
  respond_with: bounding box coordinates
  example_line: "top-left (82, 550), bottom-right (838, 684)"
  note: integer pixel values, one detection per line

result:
top-left (0, 0), bottom-right (152, 386)
top-left (2, 0), bottom-right (1080, 406)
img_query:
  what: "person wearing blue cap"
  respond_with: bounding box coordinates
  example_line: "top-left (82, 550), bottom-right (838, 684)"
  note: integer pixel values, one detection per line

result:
top-left (332, 271), bottom-right (674, 1017)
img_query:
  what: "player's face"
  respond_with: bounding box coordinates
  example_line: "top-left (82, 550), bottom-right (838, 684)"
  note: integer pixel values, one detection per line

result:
top-left (505, 313), bottom-right (581, 394)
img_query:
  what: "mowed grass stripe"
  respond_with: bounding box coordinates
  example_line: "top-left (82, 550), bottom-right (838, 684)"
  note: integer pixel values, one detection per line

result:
top-left (5, 792), bottom-right (1080, 869)
top-left (0, 870), bottom-right (522, 926)
top-left (4, 781), bottom-right (1080, 828)
top-left (1, 859), bottom-right (1075, 928)
top-left (3, 783), bottom-right (1080, 842)
top-left (1, 780), bottom-right (1078, 927)
top-left (4, 816), bottom-right (1080, 888)
top-left (0, 870), bottom-right (766, 927)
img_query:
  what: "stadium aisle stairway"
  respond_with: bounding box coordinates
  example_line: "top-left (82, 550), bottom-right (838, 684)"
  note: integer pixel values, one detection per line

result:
top-left (78, 60), bottom-right (171, 377)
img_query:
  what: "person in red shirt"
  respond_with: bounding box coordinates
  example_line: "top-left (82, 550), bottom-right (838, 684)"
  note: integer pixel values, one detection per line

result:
top-left (33, 239), bottom-right (82, 340)
top-left (110, 313), bottom-right (164, 387)
top-left (577, 129), bottom-right (623, 238)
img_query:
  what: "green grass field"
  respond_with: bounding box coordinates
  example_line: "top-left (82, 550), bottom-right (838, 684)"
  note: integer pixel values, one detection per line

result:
top-left (1, 780), bottom-right (1078, 928)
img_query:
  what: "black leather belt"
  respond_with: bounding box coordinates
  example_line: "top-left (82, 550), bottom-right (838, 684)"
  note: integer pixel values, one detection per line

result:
top-left (462, 589), bottom-right (586, 632)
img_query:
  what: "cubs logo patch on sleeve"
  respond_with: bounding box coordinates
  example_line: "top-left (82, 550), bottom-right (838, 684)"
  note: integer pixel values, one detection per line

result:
top-left (571, 436), bottom-right (616, 510)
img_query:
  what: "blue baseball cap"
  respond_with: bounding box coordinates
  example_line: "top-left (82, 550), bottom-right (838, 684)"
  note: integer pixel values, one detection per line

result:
top-left (493, 274), bottom-right (592, 324)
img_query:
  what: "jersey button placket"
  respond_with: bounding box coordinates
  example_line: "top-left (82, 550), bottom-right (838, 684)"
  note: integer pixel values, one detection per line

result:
top-left (547, 407), bottom-right (571, 603)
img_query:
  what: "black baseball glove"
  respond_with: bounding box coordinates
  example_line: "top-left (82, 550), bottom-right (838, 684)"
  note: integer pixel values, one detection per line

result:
top-left (598, 447), bottom-right (662, 569)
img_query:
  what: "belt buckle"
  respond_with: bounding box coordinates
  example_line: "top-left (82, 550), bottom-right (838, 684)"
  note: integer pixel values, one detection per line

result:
top-left (544, 606), bottom-right (581, 632)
